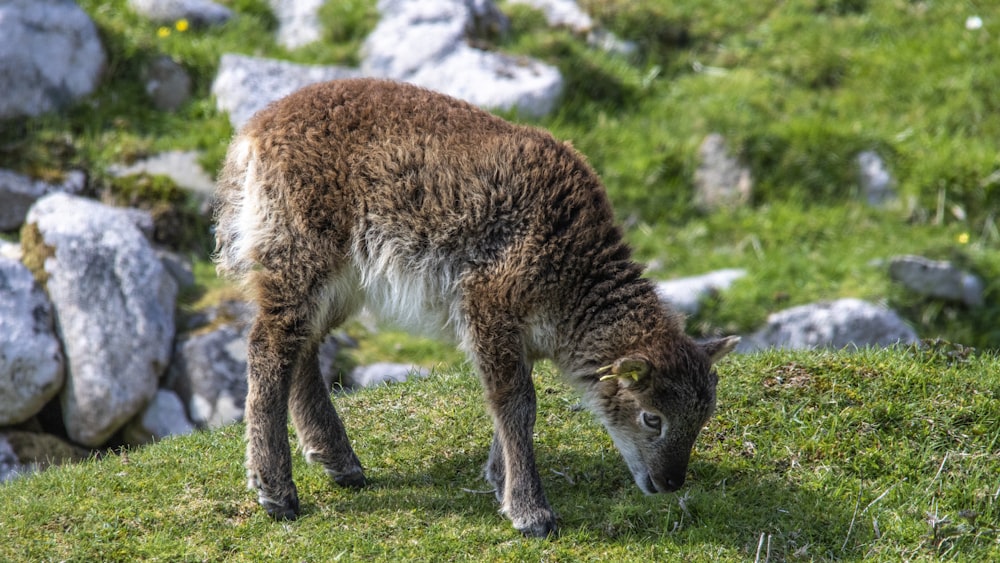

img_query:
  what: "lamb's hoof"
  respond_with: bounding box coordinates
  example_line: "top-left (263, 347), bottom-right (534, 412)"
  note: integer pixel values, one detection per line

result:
top-left (511, 508), bottom-right (558, 539)
top-left (517, 517), bottom-right (558, 539)
top-left (334, 469), bottom-right (367, 489)
top-left (259, 490), bottom-right (300, 521)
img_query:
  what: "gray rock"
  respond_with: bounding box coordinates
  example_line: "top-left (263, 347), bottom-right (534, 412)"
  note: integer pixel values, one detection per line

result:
top-left (108, 150), bottom-right (216, 200)
top-left (693, 133), bottom-right (752, 212)
top-left (857, 150), bottom-right (895, 205)
top-left (143, 55), bottom-right (192, 112)
top-left (888, 255), bottom-right (984, 306)
top-left (211, 54), bottom-right (361, 129)
top-left (24, 194), bottom-right (177, 447)
top-left (156, 249), bottom-right (196, 291)
top-left (122, 389), bottom-right (196, 445)
top-left (362, 0), bottom-right (563, 118)
top-left (0, 0), bottom-right (106, 119)
top-left (166, 324), bottom-right (248, 429)
top-left (0, 257), bottom-right (64, 426)
top-left (655, 269), bottom-right (747, 316)
top-left (128, 0), bottom-right (232, 27)
top-left (739, 298), bottom-right (918, 352)
top-left (508, 0), bottom-right (593, 32)
top-left (346, 362), bottom-right (429, 390)
top-left (0, 169), bottom-right (86, 231)
top-left (0, 435), bottom-right (28, 483)
top-left (269, 0), bottom-right (325, 49)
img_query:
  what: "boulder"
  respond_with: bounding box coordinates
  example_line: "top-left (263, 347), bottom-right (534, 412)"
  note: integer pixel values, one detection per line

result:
top-left (211, 54), bottom-right (360, 129)
top-left (128, 0), bottom-right (232, 27)
top-left (121, 389), bottom-right (196, 445)
top-left (166, 324), bottom-right (249, 429)
top-left (739, 298), bottom-right (918, 352)
top-left (269, 0), bottom-right (325, 49)
top-left (23, 194), bottom-right (177, 447)
top-left (0, 169), bottom-right (86, 231)
top-left (656, 269), bottom-right (747, 316)
top-left (167, 315), bottom-right (347, 427)
top-left (888, 255), bottom-right (984, 306)
top-left (0, 0), bottom-right (106, 120)
top-left (0, 257), bottom-right (64, 426)
top-left (361, 0), bottom-right (563, 118)
top-left (693, 133), bottom-right (752, 212)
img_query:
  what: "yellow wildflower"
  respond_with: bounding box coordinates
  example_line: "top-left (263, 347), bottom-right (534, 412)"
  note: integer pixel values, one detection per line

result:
top-left (157, 26), bottom-right (171, 38)
top-left (957, 232), bottom-right (970, 244)
top-left (175, 19), bottom-right (189, 32)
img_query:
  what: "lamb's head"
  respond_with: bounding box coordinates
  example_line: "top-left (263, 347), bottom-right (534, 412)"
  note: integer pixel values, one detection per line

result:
top-left (590, 336), bottom-right (739, 494)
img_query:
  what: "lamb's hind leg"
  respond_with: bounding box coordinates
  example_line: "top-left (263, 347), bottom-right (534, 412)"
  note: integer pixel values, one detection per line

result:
top-left (290, 332), bottom-right (366, 490)
top-left (244, 267), bottom-right (353, 519)
top-left (244, 303), bottom-right (308, 520)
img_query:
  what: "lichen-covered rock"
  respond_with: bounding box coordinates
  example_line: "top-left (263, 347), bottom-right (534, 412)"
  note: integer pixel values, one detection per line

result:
top-left (0, 256), bottom-right (64, 426)
top-left (166, 324), bottom-right (249, 429)
top-left (24, 193), bottom-right (177, 447)
top-left (0, 0), bottom-right (106, 119)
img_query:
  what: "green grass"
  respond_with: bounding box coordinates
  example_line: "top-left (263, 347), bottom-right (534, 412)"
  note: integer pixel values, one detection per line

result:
top-left (3, 2), bottom-right (1000, 559)
top-left (2, 0), bottom-right (999, 346)
top-left (3, 348), bottom-right (998, 561)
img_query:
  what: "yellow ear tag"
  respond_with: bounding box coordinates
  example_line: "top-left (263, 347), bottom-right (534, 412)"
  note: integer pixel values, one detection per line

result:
top-left (596, 362), bottom-right (645, 382)
top-left (596, 364), bottom-right (615, 381)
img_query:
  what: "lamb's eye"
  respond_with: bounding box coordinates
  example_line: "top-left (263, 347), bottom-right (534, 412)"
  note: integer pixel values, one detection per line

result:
top-left (640, 412), bottom-right (662, 432)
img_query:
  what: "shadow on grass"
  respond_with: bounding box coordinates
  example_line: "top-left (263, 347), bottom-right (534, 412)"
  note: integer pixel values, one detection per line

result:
top-left (296, 446), bottom-right (864, 557)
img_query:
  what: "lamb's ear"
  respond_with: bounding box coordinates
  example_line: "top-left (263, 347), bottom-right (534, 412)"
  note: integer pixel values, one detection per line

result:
top-left (701, 336), bottom-right (740, 364)
top-left (597, 356), bottom-right (650, 384)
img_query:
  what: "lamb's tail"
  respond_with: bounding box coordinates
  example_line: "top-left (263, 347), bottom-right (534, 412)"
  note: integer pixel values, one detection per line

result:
top-left (212, 136), bottom-right (266, 285)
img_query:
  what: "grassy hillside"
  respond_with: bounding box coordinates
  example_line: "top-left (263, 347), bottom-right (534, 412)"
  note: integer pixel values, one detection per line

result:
top-left (2, 0), bottom-right (998, 347)
top-left (3, 348), bottom-right (998, 561)
top-left (2, 1), bottom-right (1000, 560)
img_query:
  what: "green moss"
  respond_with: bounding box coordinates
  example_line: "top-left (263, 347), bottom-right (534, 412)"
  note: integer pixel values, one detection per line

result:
top-left (18, 222), bottom-right (55, 288)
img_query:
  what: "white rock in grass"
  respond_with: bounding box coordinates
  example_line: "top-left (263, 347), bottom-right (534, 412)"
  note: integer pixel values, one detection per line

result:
top-left (122, 389), bottom-right (196, 445)
top-left (655, 269), bottom-right (747, 316)
top-left (889, 255), bottom-right (984, 306)
top-left (739, 298), bottom-right (918, 352)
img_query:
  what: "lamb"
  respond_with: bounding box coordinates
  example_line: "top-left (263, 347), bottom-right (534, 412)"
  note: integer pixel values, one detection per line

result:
top-left (213, 78), bottom-right (738, 537)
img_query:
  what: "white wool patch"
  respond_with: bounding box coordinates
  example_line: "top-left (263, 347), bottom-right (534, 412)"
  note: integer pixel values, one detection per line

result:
top-left (352, 237), bottom-right (467, 344)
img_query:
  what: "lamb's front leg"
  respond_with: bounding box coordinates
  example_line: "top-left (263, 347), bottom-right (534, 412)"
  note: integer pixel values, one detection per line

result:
top-left (479, 353), bottom-right (557, 537)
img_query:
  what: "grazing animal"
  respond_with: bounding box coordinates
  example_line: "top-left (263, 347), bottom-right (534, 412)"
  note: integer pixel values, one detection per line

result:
top-left (213, 78), bottom-right (739, 538)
